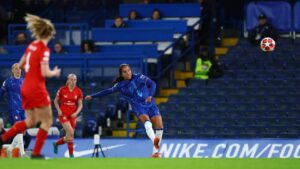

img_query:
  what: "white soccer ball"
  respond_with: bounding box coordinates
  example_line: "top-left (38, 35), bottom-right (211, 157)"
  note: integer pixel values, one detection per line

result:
top-left (260, 37), bottom-right (276, 52)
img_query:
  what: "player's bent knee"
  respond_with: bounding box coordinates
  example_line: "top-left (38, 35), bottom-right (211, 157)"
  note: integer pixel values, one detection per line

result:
top-left (65, 138), bottom-right (73, 143)
top-left (66, 133), bottom-right (74, 139)
top-left (144, 121), bottom-right (153, 130)
top-left (25, 119), bottom-right (36, 128)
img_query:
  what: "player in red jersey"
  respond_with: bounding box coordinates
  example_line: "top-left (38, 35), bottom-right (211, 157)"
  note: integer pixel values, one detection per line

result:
top-left (52, 74), bottom-right (83, 158)
top-left (0, 14), bottom-right (61, 159)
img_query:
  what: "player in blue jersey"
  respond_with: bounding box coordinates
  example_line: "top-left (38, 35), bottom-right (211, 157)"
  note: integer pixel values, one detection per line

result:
top-left (85, 64), bottom-right (163, 158)
top-left (0, 63), bottom-right (31, 149)
top-left (0, 63), bottom-right (25, 124)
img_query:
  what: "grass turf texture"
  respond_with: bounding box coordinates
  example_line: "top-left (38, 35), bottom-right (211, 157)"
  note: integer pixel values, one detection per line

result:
top-left (0, 158), bottom-right (300, 169)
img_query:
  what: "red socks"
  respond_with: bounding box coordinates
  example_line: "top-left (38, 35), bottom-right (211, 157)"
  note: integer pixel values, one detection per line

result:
top-left (56, 137), bottom-right (65, 145)
top-left (1, 121), bottom-right (27, 142)
top-left (68, 142), bottom-right (74, 155)
top-left (56, 137), bottom-right (73, 156)
top-left (32, 128), bottom-right (48, 156)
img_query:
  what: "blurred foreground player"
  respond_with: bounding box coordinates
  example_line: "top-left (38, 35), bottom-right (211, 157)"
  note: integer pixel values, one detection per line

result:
top-left (0, 14), bottom-right (61, 159)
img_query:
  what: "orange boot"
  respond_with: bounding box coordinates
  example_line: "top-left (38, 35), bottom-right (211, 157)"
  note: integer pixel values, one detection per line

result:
top-left (0, 148), bottom-right (8, 158)
top-left (11, 148), bottom-right (20, 158)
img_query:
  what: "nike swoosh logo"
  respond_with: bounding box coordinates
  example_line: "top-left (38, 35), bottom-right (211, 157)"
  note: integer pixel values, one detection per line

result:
top-left (64, 144), bottom-right (126, 157)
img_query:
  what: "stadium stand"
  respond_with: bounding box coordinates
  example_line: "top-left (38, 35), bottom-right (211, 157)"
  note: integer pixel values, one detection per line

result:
top-left (2, 1), bottom-right (299, 140)
top-left (0, 2), bottom-right (202, 138)
top-left (157, 38), bottom-right (300, 139)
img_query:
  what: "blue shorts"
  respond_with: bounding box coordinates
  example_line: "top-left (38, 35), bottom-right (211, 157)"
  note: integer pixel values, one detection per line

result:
top-left (10, 109), bottom-right (25, 124)
top-left (132, 103), bottom-right (160, 119)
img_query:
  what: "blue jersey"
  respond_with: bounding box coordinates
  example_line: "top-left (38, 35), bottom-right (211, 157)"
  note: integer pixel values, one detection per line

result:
top-left (91, 74), bottom-right (160, 118)
top-left (0, 77), bottom-right (25, 123)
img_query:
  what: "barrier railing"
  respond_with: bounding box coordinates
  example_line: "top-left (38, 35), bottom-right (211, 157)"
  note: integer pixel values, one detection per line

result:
top-left (0, 54), bottom-right (147, 81)
top-left (8, 23), bottom-right (89, 45)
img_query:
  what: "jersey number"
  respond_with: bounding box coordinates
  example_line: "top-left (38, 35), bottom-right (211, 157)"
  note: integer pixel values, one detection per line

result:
top-left (25, 52), bottom-right (31, 73)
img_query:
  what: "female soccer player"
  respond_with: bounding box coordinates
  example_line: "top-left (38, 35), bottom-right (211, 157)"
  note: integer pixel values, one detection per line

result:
top-left (0, 63), bottom-right (31, 149)
top-left (0, 14), bottom-right (61, 159)
top-left (53, 74), bottom-right (83, 158)
top-left (85, 64), bottom-right (163, 158)
top-left (0, 63), bottom-right (25, 124)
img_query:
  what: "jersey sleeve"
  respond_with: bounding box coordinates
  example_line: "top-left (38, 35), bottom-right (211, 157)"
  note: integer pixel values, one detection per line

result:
top-left (139, 74), bottom-right (156, 97)
top-left (90, 83), bottom-right (121, 98)
top-left (56, 87), bottom-right (62, 99)
top-left (0, 79), bottom-right (8, 99)
top-left (40, 47), bottom-right (50, 65)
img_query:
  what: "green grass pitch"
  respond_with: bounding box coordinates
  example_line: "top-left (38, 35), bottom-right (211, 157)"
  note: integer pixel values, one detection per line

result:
top-left (0, 158), bottom-right (300, 169)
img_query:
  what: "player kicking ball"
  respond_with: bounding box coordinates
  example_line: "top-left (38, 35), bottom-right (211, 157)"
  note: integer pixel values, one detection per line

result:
top-left (85, 64), bottom-right (163, 158)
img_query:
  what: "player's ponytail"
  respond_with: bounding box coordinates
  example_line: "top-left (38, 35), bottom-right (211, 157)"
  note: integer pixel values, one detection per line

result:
top-left (24, 13), bottom-right (56, 40)
top-left (113, 64), bottom-right (130, 84)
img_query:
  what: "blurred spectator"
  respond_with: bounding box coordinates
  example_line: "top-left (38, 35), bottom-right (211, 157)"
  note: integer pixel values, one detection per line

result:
top-left (53, 42), bottom-right (66, 54)
top-left (151, 9), bottom-right (161, 20)
top-left (143, 0), bottom-right (151, 4)
top-left (15, 32), bottom-right (28, 45)
top-left (81, 40), bottom-right (96, 54)
top-left (194, 47), bottom-right (223, 79)
top-left (112, 16), bottom-right (127, 28)
top-left (0, 47), bottom-right (7, 54)
top-left (248, 14), bottom-right (279, 45)
top-left (128, 10), bottom-right (139, 20)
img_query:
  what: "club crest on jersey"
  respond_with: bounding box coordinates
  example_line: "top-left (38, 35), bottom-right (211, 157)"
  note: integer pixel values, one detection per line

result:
top-left (64, 95), bottom-right (67, 98)
top-left (75, 95), bottom-right (77, 99)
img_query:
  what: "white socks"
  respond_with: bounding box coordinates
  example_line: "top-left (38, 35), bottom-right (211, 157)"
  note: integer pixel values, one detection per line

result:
top-left (144, 121), bottom-right (156, 142)
top-left (153, 129), bottom-right (163, 154)
top-left (8, 133), bottom-right (26, 157)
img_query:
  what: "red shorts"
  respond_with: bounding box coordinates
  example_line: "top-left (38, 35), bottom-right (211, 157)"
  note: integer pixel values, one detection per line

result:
top-left (58, 115), bottom-right (76, 129)
top-left (21, 91), bottom-right (51, 110)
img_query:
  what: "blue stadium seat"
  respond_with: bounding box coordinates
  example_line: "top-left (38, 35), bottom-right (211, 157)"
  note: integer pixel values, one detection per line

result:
top-left (105, 104), bottom-right (117, 120)
top-left (92, 28), bottom-right (174, 42)
top-left (104, 20), bottom-right (188, 35)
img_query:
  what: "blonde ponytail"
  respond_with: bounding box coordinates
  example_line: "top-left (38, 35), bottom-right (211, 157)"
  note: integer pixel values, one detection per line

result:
top-left (24, 13), bottom-right (56, 40)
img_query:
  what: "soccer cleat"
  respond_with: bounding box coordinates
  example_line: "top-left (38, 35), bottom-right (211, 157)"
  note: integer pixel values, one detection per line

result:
top-left (151, 152), bottom-right (161, 158)
top-left (31, 154), bottom-right (47, 159)
top-left (1, 148), bottom-right (8, 158)
top-left (11, 148), bottom-right (20, 158)
top-left (69, 154), bottom-right (74, 158)
top-left (52, 142), bottom-right (58, 154)
top-left (153, 137), bottom-right (160, 149)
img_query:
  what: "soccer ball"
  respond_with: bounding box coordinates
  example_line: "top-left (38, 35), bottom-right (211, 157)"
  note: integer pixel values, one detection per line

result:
top-left (260, 37), bottom-right (276, 52)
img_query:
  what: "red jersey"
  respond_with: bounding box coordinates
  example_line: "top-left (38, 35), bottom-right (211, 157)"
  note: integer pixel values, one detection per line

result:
top-left (57, 86), bottom-right (83, 116)
top-left (20, 40), bottom-right (51, 109)
top-left (21, 40), bottom-right (50, 96)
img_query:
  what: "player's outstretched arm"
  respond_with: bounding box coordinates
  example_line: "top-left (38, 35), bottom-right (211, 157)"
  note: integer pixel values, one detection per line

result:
top-left (85, 85), bottom-right (120, 101)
